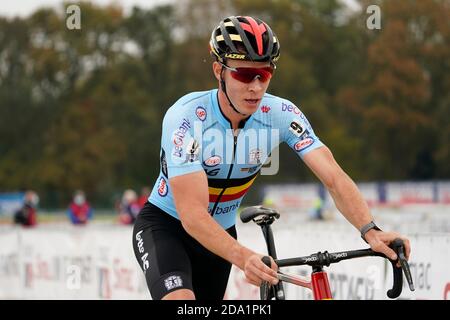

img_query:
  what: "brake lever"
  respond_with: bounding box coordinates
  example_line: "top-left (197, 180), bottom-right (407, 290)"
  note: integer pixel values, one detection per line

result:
top-left (391, 238), bottom-right (415, 292)
top-left (261, 256), bottom-right (285, 300)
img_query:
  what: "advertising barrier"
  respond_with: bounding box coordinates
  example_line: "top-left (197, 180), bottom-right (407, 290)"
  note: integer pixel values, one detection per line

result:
top-left (1, 220), bottom-right (448, 300)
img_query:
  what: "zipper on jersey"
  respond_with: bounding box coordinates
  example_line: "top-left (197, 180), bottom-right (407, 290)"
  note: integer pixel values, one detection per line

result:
top-left (210, 133), bottom-right (238, 216)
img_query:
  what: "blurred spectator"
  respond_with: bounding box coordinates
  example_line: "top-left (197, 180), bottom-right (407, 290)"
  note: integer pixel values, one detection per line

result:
top-left (261, 194), bottom-right (281, 213)
top-left (308, 196), bottom-right (324, 220)
top-left (13, 190), bottom-right (39, 227)
top-left (67, 190), bottom-right (93, 225)
top-left (138, 186), bottom-right (151, 209)
top-left (118, 189), bottom-right (140, 225)
top-left (308, 184), bottom-right (326, 220)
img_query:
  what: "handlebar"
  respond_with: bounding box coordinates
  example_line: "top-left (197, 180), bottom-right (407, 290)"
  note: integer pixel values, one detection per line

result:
top-left (262, 238), bottom-right (414, 299)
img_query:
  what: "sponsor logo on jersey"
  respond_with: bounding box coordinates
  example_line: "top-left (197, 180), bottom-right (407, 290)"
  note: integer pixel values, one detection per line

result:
top-left (294, 137), bottom-right (314, 152)
top-left (161, 148), bottom-right (168, 178)
top-left (204, 155), bottom-right (221, 167)
top-left (205, 168), bottom-right (220, 176)
top-left (196, 106), bottom-right (207, 121)
top-left (135, 230), bottom-right (149, 273)
top-left (261, 105), bottom-right (271, 113)
top-left (281, 102), bottom-right (302, 115)
top-left (282, 103), bottom-right (313, 131)
top-left (186, 138), bottom-right (200, 163)
top-left (249, 148), bottom-right (262, 165)
top-left (172, 118), bottom-right (191, 158)
top-left (164, 275), bottom-right (183, 291)
top-left (158, 177), bottom-right (168, 197)
top-left (211, 201), bottom-right (241, 215)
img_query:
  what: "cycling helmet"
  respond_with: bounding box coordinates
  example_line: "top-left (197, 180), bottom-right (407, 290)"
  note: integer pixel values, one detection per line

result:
top-left (210, 16), bottom-right (280, 64)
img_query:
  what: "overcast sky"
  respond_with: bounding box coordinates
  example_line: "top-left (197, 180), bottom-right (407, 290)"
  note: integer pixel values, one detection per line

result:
top-left (0, 0), bottom-right (360, 18)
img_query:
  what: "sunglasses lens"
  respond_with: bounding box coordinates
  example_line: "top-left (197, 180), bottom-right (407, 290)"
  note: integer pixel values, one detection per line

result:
top-left (230, 67), bottom-right (273, 83)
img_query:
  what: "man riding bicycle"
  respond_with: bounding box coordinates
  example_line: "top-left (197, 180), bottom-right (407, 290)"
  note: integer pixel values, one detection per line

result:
top-left (132, 15), bottom-right (411, 300)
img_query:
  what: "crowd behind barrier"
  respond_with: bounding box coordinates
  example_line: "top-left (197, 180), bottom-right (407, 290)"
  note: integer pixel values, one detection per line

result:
top-left (0, 188), bottom-right (151, 226)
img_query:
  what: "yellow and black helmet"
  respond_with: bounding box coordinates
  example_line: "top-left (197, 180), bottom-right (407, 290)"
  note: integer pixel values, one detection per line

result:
top-left (210, 16), bottom-right (280, 64)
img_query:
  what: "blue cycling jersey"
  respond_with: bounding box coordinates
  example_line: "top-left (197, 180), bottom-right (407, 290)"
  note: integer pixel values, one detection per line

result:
top-left (149, 89), bottom-right (324, 229)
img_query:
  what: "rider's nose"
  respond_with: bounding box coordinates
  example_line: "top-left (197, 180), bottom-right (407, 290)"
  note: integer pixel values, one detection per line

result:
top-left (248, 77), bottom-right (264, 91)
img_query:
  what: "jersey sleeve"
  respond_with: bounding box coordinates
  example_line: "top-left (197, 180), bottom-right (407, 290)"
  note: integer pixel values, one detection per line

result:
top-left (160, 105), bottom-right (204, 178)
top-left (277, 100), bottom-right (325, 158)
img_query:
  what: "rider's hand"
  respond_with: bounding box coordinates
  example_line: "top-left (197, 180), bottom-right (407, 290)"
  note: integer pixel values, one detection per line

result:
top-left (365, 230), bottom-right (411, 267)
top-left (243, 254), bottom-right (279, 287)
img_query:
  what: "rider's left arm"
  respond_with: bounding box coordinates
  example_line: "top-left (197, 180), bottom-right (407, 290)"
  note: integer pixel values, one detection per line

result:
top-left (303, 146), bottom-right (410, 261)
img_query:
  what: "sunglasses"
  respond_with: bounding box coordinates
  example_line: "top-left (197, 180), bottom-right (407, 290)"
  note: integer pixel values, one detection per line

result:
top-left (220, 63), bottom-right (275, 83)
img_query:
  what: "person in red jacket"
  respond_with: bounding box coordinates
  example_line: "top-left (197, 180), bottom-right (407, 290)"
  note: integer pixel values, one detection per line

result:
top-left (13, 190), bottom-right (39, 227)
top-left (118, 189), bottom-right (140, 225)
top-left (67, 190), bottom-right (93, 225)
top-left (137, 186), bottom-right (151, 209)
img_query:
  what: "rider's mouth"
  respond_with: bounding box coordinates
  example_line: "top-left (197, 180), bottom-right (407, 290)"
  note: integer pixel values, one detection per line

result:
top-left (245, 99), bottom-right (260, 105)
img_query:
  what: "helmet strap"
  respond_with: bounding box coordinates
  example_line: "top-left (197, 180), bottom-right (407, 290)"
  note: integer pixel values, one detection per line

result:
top-left (220, 66), bottom-right (247, 116)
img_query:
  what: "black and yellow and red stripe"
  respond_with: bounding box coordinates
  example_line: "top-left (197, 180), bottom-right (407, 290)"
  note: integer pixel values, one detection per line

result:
top-left (208, 171), bottom-right (259, 203)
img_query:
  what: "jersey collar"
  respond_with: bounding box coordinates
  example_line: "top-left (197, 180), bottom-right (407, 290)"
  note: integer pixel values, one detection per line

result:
top-left (211, 89), bottom-right (253, 130)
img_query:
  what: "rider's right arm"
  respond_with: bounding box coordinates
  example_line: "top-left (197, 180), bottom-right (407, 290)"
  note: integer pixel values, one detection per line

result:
top-left (170, 170), bottom-right (279, 286)
top-left (169, 171), bottom-right (253, 269)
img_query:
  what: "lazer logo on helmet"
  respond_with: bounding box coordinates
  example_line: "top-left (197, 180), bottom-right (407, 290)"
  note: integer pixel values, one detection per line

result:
top-left (224, 53), bottom-right (246, 60)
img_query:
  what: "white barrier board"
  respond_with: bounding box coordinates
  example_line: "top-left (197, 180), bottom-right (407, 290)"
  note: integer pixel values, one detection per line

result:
top-left (0, 221), bottom-right (449, 300)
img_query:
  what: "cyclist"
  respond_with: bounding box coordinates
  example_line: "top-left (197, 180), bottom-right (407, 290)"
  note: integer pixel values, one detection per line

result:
top-left (132, 15), bottom-right (411, 300)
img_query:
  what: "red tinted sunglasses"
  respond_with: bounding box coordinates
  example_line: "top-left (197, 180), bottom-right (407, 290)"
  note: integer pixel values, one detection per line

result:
top-left (221, 63), bottom-right (274, 83)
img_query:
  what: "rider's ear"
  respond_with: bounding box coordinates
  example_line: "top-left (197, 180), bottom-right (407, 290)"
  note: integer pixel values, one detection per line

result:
top-left (212, 61), bottom-right (222, 81)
